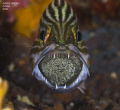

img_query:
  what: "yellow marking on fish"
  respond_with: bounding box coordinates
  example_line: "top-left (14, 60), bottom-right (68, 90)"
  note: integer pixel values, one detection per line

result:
top-left (44, 34), bottom-right (50, 43)
top-left (72, 26), bottom-right (77, 42)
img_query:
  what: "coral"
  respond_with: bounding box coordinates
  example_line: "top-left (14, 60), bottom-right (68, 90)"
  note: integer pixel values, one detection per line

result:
top-left (0, 77), bottom-right (14, 110)
top-left (13, 0), bottom-right (53, 38)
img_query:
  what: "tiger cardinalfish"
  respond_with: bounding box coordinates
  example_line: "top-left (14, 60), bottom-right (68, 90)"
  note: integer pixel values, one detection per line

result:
top-left (30, 0), bottom-right (90, 93)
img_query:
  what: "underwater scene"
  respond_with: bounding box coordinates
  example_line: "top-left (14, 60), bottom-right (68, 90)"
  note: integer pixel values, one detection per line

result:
top-left (0, 0), bottom-right (120, 109)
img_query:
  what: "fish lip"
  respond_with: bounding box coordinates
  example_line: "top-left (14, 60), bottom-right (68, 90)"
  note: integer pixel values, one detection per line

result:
top-left (32, 43), bottom-right (90, 93)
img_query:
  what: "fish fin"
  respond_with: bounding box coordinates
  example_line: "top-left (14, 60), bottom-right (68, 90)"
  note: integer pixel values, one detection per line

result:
top-left (11, 32), bottom-right (33, 51)
top-left (8, 31), bottom-right (34, 59)
top-left (77, 82), bottom-right (86, 94)
top-left (0, 31), bottom-right (33, 72)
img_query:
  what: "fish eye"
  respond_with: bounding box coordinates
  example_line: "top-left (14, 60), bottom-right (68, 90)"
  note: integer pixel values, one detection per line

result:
top-left (40, 30), bottom-right (45, 41)
top-left (76, 30), bottom-right (82, 42)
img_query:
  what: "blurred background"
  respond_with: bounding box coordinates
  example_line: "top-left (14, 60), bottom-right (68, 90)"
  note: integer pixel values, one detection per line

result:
top-left (0, 0), bottom-right (120, 109)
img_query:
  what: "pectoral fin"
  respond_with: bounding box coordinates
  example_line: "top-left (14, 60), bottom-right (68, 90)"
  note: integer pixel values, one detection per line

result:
top-left (77, 82), bottom-right (86, 94)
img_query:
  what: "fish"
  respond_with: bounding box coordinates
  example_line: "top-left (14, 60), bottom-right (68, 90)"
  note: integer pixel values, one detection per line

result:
top-left (29, 0), bottom-right (90, 93)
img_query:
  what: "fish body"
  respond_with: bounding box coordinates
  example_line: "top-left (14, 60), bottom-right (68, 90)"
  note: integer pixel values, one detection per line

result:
top-left (30, 0), bottom-right (90, 93)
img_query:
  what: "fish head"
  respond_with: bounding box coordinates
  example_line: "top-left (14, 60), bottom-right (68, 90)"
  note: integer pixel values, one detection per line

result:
top-left (30, 0), bottom-right (90, 93)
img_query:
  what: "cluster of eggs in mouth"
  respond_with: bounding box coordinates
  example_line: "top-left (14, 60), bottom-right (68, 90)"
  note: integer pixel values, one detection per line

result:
top-left (38, 53), bottom-right (83, 88)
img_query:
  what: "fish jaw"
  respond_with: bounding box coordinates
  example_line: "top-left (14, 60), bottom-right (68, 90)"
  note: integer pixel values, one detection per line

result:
top-left (32, 44), bottom-right (90, 93)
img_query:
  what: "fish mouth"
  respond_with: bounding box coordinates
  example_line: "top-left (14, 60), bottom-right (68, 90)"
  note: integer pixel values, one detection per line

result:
top-left (32, 44), bottom-right (89, 93)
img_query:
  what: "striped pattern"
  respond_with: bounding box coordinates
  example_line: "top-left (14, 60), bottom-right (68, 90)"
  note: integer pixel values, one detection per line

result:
top-left (40, 0), bottom-right (77, 44)
top-left (30, 0), bottom-right (78, 68)
top-left (41, 0), bottom-right (76, 25)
